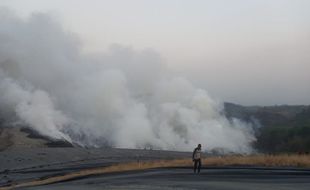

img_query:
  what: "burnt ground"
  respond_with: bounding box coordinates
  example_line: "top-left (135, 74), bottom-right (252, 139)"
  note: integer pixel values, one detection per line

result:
top-left (0, 147), bottom-right (190, 186)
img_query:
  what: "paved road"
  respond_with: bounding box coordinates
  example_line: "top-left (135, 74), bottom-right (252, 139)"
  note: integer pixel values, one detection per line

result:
top-left (21, 167), bottom-right (310, 190)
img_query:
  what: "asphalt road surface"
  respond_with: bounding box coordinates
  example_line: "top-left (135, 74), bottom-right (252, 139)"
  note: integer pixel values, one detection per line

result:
top-left (21, 167), bottom-right (310, 190)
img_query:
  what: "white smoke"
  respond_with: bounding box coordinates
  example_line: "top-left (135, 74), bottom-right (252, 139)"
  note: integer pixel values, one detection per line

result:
top-left (0, 8), bottom-right (255, 152)
top-left (0, 74), bottom-right (71, 141)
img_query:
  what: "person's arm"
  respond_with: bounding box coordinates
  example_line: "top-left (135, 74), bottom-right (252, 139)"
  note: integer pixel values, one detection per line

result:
top-left (192, 148), bottom-right (196, 160)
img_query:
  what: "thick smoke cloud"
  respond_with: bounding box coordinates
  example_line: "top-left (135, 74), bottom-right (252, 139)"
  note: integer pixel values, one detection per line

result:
top-left (0, 9), bottom-right (255, 152)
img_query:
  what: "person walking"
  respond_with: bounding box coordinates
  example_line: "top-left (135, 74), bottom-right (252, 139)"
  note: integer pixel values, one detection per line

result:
top-left (192, 144), bottom-right (202, 173)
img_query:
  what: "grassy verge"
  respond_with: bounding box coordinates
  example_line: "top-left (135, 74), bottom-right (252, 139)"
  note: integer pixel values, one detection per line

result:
top-left (1, 154), bottom-right (309, 190)
top-left (203, 154), bottom-right (310, 167)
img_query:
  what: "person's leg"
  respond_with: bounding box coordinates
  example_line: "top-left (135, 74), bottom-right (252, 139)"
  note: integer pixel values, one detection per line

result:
top-left (197, 159), bottom-right (201, 173)
top-left (194, 160), bottom-right (197, 173)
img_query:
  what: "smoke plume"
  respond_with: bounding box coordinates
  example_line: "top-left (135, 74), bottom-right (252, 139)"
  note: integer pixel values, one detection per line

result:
top-left (0, 8), bottom-right (255, 152)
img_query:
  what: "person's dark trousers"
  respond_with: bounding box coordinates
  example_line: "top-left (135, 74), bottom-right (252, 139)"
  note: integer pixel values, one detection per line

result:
top-left (193, 159), bottom-right (201, 173)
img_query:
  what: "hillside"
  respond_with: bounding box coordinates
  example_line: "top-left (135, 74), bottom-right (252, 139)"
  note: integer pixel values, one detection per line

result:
top-left (0, 126), bottom-right (73, 151)
top-left (0, 103), bottom-right (309, 153)
top-left (224, 103), bottom-right (310, 153)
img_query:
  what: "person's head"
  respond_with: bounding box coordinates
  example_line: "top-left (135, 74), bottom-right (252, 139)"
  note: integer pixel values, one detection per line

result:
top-left (198, 144), bottom-right (201, 149)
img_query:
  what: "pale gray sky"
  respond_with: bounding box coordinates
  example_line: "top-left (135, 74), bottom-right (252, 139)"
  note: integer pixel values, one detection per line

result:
top-left (1, 0), bottom-right (310, 105)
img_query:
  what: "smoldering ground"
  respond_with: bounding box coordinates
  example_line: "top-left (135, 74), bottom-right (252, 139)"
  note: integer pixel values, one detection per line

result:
top-left (0, 8), bottom-right (255, 153)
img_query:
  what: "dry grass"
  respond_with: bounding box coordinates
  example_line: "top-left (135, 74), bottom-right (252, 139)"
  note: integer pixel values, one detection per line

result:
top-left (203, 154), bottom-right (310, 167)
top-left (1, 154), bottom-right (309, 190)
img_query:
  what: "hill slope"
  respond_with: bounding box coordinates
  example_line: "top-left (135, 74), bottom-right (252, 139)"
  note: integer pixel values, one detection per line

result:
top-left (0, 126), bottom-right (73, 151)
top-left (224, 103), bottom-right (310, 153)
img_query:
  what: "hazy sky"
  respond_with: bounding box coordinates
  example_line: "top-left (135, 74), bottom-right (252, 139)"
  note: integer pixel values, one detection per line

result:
top-left (1, 0), bottom-right (310, 105)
